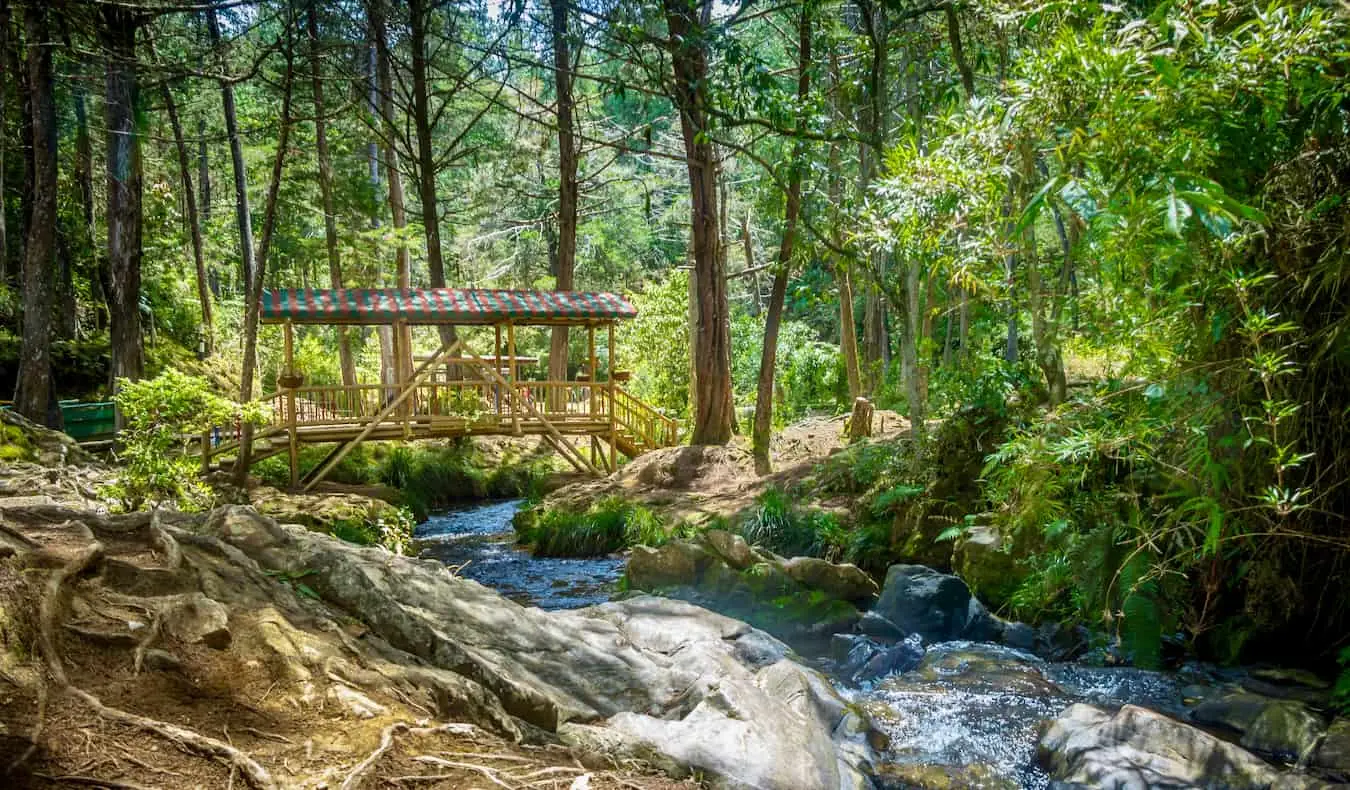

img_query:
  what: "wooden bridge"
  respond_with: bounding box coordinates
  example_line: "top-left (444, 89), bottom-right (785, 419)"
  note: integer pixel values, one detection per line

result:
top-left (202, 288), bottom-right (678, 490)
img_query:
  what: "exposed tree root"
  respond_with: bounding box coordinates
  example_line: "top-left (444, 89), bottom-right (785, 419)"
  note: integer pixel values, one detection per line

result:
top-left (33, 773), bottom-right (160, 790)
top-left (341, 721), bottom-right (409, 790)
top-left (340, 722), bottom-right (480, 790)
top-left (34, 542), bottom-right (278, 790)
top-left (147, 509), bottom-right (182, 571)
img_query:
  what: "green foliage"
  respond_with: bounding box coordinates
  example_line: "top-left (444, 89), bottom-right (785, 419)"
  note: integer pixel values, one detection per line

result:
top-left (327, 507), bottom-right (416, 555)
top-left (0, 424), bottom-right (36, 463)
top-left (1336, 648), bottom-right (1350, 715)
top-left (514, 497), bottom-right (681, 557)
top-left (739, 488), bottom-right (848, 561)
top-left (103, 371), bottom-right (266, 511)
top-left (622, 271), bottom-right (691, 421)
top-left (731, 311), bottom-right (846, 421)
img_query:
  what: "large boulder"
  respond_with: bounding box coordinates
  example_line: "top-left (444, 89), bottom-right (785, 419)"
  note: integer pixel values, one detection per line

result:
top-left (1039, 703), bottom-right (1326, 789)
top-left (192, 506), bottom-right (877, 790)
top-left (874, 564), bottom-right (994, 643)
top-left (626, 541), bottom-right (716, 589)
top-left (702, 529), bottom-right (756, 570)
top-left (1315, 718), bottom-right (1350, 779)
top-left (952, 525), bottom-right (1020, 605)
top-left (1239, 699), bottom-right (1326, 762)
top-left (783, 556), bottom-right (879, 604)
top-left (625, 539), bottom-right (869, 648)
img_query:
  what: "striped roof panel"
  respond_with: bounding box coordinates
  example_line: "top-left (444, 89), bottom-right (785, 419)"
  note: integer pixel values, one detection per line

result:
top-left (260, 288), bottom-right (638, 325)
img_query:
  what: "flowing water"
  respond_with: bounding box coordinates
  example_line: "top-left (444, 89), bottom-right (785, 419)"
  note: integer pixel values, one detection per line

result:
top-left (414, 499), bottom-right (624, 609)
top-left (416, 500), bottom-right (1191, 788)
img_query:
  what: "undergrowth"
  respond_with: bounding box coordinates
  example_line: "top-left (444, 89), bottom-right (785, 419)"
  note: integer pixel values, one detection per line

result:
top-left (513, 497), bottom-right (693, 557)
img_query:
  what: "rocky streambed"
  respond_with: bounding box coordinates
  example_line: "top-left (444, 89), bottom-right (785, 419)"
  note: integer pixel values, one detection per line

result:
top-left (417, 500), bottom-right (1350, 789)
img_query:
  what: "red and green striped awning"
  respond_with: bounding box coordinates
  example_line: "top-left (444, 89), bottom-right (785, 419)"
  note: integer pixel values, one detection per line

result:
top-left (260, 288), bottom-right (637, 326)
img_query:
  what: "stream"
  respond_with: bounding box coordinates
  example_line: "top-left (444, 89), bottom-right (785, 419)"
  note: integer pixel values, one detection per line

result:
top-left (414, 500), bottom-right (1192, 789)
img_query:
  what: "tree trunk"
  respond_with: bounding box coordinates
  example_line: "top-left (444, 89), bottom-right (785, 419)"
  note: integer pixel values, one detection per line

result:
top-left (307, 5), bottom-right (356, 386)
top-left (548, 0), bottom-right (577, 393)
top-left (198, 116), bottom-right (210, 223)
top-left (370, 0), bottom-right (411, 386)
top-left (14, 3), bottom-right (58, 426)
top-left (408, 0), bottom-right (457, 350)
top-left (74, 78), bottom-right (104, 330)
top-left (664, 0), bottom-right (733, 445)
top-left (103, 5), bottom-right (144, 394)
top-left (945, 5), bottom-right (975, 101)
top-left (858, 0), bottom-right (889, 394)
top-left (366, 39), bottom-right (380, 204)
top-left (234, 35), bottom-right (296, 486)
top-left (751, 2), bottom-right (810, 474)
top-left (207, 6), bottom-right (255, 294)
top-left (740, 213), bottom-right (761, 315)
top-left (0, 0), bottom-right (8, 287)
top-left (161, 78), bottom-right (213, 354)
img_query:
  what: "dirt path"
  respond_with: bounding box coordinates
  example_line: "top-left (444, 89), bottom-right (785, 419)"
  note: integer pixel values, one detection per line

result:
top-left (542, 410), bottom-right (909, 524)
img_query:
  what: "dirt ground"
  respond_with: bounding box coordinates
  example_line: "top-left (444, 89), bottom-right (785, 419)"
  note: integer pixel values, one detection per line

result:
top-left (0, 487), bottom-right (697, 790)
top-left (542, 409), bottom-right (909, 523)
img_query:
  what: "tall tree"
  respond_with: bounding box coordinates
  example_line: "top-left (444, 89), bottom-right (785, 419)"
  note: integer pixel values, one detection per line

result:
top-left (548, 0), bottom-right (578, 390)
top-left (234, 22), bottom-right (297, 486)
top-left (307, 4), bottom-right (356, 386)
top-left (14, 3), bottom-right (58, 426)
top-left (857, 0), bottom-right (890, 394)
top-left (751, 3), bottom-right (811, 473)
top-left (663, 0), bottom-right (734, 445)
top-left (369, 0), bottom-right (411, 390)
top-left (0, 0), bottom-right (8, 285)
top-left (407, 0), bottom-right (458, 348)
top-left (103, 4), bottom-right (145, 391)
top-left (207, 5), bottom-right (255, 293)
top-left (160, 76), bottom-right (213, 354)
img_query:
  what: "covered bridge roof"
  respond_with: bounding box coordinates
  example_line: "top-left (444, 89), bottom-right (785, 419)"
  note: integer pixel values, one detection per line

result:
top-left (260, 288), bottom-right (637, 326)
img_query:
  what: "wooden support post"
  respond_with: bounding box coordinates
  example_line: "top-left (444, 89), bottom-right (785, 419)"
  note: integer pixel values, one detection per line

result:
top-left (588, 324), bottom-right (597, 419)
top-left (507, 322), bottom-right (520, 434)
top-left (302, 337), bottom-right (463, 492)
top-left (608, 321), bottom-right (617, 472)
top-left (457, 347), bottom-right (601, 475)
top-left (494, 324), bottom-right (502, 420)
top-left (200, 432), bottom-right (211, 475)
top-left (284, 321), bottom-right (299, 489)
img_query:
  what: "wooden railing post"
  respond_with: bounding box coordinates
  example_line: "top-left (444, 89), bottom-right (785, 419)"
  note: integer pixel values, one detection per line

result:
top-left (284, 320), bottom-right (299, 488)
top-left (608, 321), bottom-right (617, 472)
top-left (507, 322), bottom-right (520, 435)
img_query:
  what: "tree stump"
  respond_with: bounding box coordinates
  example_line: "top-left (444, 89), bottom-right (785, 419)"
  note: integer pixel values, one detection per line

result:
top-left (847, 397), bottom-right (874, 443)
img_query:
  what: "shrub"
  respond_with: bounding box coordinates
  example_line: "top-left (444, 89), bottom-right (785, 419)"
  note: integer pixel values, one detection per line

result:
top-left (104, 371), bottom-right (266, 511)
top-left (740, 488), bottom-right (849, 561)
top-left (514, 497), bottom-right (676, 557)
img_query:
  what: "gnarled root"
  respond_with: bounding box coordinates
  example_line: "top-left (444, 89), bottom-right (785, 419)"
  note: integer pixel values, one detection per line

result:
top-left (34, 542), bottom-right (277, 790)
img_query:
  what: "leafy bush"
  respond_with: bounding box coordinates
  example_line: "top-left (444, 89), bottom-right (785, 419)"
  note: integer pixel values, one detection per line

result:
top-left (328, 507), bottom-right (416, 554)
top-left (104, 371), bottom-right (266, 511)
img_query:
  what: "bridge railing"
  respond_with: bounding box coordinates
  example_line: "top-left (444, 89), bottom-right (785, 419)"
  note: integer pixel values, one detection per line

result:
top-left (263, 381), bottom-right (608, 428)
top-left (603, 386), bottom-right (679, 448)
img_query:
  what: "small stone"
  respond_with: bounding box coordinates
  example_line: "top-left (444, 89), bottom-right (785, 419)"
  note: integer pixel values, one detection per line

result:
top-left (163, 592), bottom-right (232, 649)
top-left (328, 684), bottom-right (388, 719)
